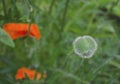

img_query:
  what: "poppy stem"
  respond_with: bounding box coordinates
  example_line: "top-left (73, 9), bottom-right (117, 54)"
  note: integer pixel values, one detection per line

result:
top-left (2, 0), bottom-right (7, 17)
top-left (27, 23), bottom-right (32, 36)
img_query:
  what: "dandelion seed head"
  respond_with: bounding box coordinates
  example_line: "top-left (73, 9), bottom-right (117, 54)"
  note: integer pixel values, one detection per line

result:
top-left (73, 35), bottom-right (97, 58)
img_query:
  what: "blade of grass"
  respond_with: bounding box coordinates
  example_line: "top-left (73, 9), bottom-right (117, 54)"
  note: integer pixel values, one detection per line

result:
top-left (2, 0), bottom-right (7, 17)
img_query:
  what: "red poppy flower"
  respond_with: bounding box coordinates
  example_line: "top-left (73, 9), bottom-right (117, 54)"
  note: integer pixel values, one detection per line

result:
top-left (3, 23), bottom-right (41, 40)
top-left (15, 67), bottom-right (41, 80)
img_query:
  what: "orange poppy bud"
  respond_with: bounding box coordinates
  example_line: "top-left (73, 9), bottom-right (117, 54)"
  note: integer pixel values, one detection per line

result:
top-left (3, 23), bottom-right (41, 40)
top-left (15, 67), bottom-right (28, 80)
top-left (15, 71), bottom-right (25, 80)
top-left (15, 67), bottom-right (42, 80)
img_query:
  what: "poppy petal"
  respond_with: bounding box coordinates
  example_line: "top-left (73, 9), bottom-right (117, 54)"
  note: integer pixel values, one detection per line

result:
top-left (3, 23), bottom-right (41, 40)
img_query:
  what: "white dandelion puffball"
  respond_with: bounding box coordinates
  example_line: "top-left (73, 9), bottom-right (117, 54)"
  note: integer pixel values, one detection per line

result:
top-left (73, 35), bottom-right (98, 58)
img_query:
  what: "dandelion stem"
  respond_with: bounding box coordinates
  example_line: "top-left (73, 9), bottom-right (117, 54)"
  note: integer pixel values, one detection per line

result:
top-left (2, 0), bottom-right (7, 17)
top-left (61, 49), bottom-right (73, 69)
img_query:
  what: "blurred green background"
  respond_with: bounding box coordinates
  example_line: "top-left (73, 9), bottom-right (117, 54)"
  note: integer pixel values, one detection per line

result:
top-left (0, 0), bottom-right (120, 84)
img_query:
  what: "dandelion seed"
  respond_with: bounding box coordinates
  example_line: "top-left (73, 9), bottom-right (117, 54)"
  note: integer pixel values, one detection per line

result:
top-left (73, 35), bottom-right (97, 58)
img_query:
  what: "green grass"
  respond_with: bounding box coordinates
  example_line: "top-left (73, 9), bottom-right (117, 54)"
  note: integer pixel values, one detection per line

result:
top-left (0, 0), bottom-right (120, 84)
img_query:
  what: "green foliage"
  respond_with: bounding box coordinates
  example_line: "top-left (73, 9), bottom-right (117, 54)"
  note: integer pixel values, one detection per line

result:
top-left (0, 28), bottom-right (15, 48)
top-left (0, 0), bottom-right (120, 84)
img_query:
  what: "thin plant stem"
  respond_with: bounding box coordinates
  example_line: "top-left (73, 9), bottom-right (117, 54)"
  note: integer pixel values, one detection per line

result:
top-left (109, 0), bottom-right (120, 11)
top-left (50, 68), bottom-right (89, 84)
top-left (86, 14), bottom-right (96, 34)
top-left (86, 0), bottom-right (98, 34)
top-left (26, 0), bottom-right (33, 9)
top-left (25, 0), bottom-right (35, 37)
top-left (49, 0), bottom-right (56, 14)
top-left (27, 23), bottom-right (32, 36)
top-left (26, 0), bottom-right (33, 37)
top-left (61, 49), bottom-right (73, 69)
top-left (2, 0), bottom-right (7, 17)
top-left (58, 0), bottom-right (70, 42)
top-left (61, 0), bottom-right (70, 31)
top-left (79, 58), bottom-right (84, 67)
